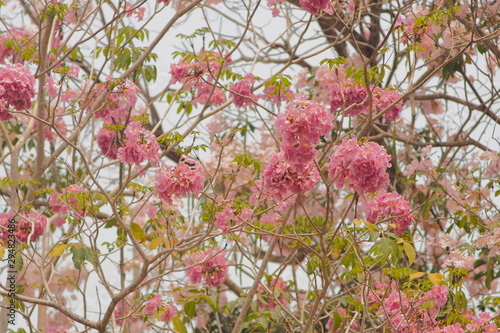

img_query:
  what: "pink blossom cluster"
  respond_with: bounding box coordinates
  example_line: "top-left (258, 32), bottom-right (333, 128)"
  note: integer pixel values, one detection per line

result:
top-left (426, 311), bottom-right (499, 333)
top-left (192, 82), bottom-right (226, 107)
top-left (96, 128), bottom-right (120, 159)
top-left (0, 28), bottom-right (33, 64)
top-left (0, 212), bottom-right (47, 243)
top-left (117, 121), bottom-right (160, 168)
top-left (365, 191), bottom-right (414, 235)
top-left (373, 87), bottom-right (403, 121)
top-left (154, 157), bottom-right (204, 204)
top-left (381, 284), bottom-right (449, 332)
top-left (170, 50), bottom-right (228, 86)
top-left (0, 63), bottom-right (35, 120)
top-left (330, 83), bottom-right (369, 116)
top-left (215, 204), bottom-right (235, 234)
top-left (185, 247), bottom-right (228, 288)
top-left (262, 152), bottom-right (320, 202)
top-left (230, 74), bottom-right (256, 109)
top-left (327, 138), bottom-right (391, 194)
top-left (49, 184), bottom-right (88, 223)
top-left (124, 2), bottom-right (145, 21)
top-left (142, 293), bottom-right (176, 322)
top-left (330, 83), bottom-right (403, 120)
top-left (257, 277), bottom-right (289, 311)
top-left (298, 0), bottom-right (334, 15)
top-left (276, 98), bottom-right (332, 165)
top-left (442, 250), bottom-right (475, 271)
top-left (267, 0), bottom-right (285, 17)
top-left (87, 79), bottom-right (140, 121)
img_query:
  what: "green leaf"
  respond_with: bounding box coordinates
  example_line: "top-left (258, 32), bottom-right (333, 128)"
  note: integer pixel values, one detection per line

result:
top-left (184, 301), bottom-right (196, 318)
top-left (130, 222), bottom-right (146, 242)
top-left (403, 242), bottom-right (416, 266)
top-left (332, 311), bottom-right (341, 331)
top-left (172, 315), bottom-right (188, 333)
top-left (72, 247), bottom-right (86, 270)
top-left (84, 246), bottom-right (98, 267)
top-left (15, 250), bottom-right (23, 272)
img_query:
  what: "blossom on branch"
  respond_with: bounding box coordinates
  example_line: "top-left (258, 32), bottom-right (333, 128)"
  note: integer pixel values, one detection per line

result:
top-left (263, 152), bottom-right (320, 202)
top-left (0, 63), bottom-right (35, 120)
top-left (185, 247), bottom-right (228, 288)
top-left (276, 98), bottom-right (332, 165)
top-left (365, 191), bottom-right (414, 235)
top-left (154, 157), bottom-right (204, 203)
top-left (117, 121), bottom-right (160, 168)
top-left (327, 138), bottom-right (391, 194)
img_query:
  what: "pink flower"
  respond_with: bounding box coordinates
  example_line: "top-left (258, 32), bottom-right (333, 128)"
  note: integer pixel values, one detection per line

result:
top-left (117, 121), bottom-right (160, 168)
top-left (365, 192), bottom-right (414, 235)
top-left (257, 277), bottom-right (289, 311)
top-left (215, 204), bottom-right (235, 234)
top-left (327, 138), bottom-right (391, 194)
top-left (192, 82), bottom-right (226, 107)
top-left (0, 28), bottom-right (33, 64)
top-left (0, 212), bottom-right (47, 243)
top-left (49, 185), bottom-right (87, 219)
top-left (0, 63), bottom-right (35, 120)
top-left (299, 0), bottom-right (333, 15)
top-left (442, 250), bottom-right (475, 271)
top-left (330, 83), bottom-right (369, 116)
top-left (154, 157), bottom-right (204, 204)
top-left (263, 152), bottom-right (320, 202)
top-left (160, 302), bottom-right (176, 322)
top-left (96, 128), bottom-right (120, 160)
top-left (230, 74), bottom-right (256, 109)
top-left (143, 294), bottom-right (162, 315)
top-left (276, 98), bottom-right (332, 165)
top-left (374, 88), bottom-right (403, 121)
top-left (170, 50), bottom-right (229, 86)
top-left (88, 79), bottom-right (140, 121)
top-left (186, 247), bottom-right (228, 288)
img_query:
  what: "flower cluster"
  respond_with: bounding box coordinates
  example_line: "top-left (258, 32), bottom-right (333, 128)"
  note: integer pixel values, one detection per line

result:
top-left (87, 79), bottom-right (140, 121)
top-left (381, 284), bottom-right (449, 332)
top-left (186, 248), bottom-right (228, 288)
top-left (365, 191), bottom-right (414, 235)
top-left (230, 74), bottom-right (256, 109)
top-left (298, 0), bottom-right (334, 15)
top-left (327, 138), bottom-right (391, 194)
top-left (170, 50), bottom-right (228, 86)
top-left (49, 184), bottom-right (89, 222)
top-left (276, 98), bottom-right (332, 165)
top-left (215, 204), bottom-right (235, 234)
top-left (142, 294), bottom-right (177, 322)
top-left (0, 28), bottom-right (34, 64)
top-left (373, 87), bottom-right (403, 121)
top-left (257, 277), bottom-right (289, 311)
top-left (330, 83), bottom-right (369, 116)
top-left (96, 128), bottom-right (120, 159)
top-left (117, 121), bottom-right (160, 168)
top-left (0, 212), bottom-right (47, 243)
top-left (263, 153), bottom-right (320, 202)
top-left (0, 63), bottom-right (35, 120)
top-left (154, 157), bottom-right (204, 204)
top-left (330, 83), bottom-right (403, 121)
